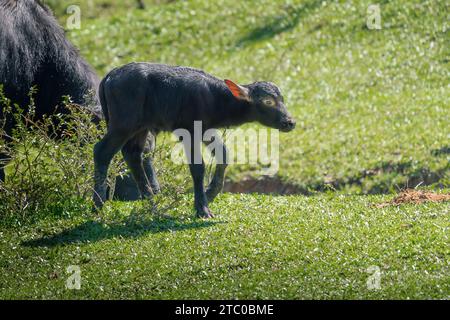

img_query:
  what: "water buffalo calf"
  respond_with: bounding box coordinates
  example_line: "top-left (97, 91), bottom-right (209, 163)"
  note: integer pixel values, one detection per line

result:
top-left (93, 62), bottom-right (296, 218)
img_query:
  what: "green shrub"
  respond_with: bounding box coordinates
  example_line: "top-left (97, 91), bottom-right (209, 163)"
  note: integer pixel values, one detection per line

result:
top-left (0, 88), bottom-right (189, 225)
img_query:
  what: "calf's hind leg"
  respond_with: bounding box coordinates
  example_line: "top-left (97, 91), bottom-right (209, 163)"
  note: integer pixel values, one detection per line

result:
top-left (143, 155), bottom-right (160, 194)
top-left (0, 137), bottom-right (12, 182)
top-left (0, 152), bottom-right (8, 182)
top-left (142, 132), bottom-right (160, 194)
top-left (121, 130), bottom-right (154, 199)
top-left (93, 131), bottom-right (131, 209)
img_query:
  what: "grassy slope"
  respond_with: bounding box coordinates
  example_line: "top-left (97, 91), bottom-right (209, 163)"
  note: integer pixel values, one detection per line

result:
top-left (61, 0), bottom-right (449, 192)
top-left (0, 0), bottom-right (449, 299)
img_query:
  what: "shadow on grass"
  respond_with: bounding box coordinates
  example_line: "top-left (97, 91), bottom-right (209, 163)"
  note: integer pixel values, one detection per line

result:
top-left (431, 145), bottom-right (450, 157)
top-left (224, 159), bottom-right (449, 195)
top-left (22, 214), bottom-right (220, 248)
top-left (236, 0), bottom-right (321, 47)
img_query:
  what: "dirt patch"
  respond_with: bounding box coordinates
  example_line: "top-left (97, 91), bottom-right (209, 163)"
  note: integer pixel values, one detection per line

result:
top-left (376, 189), bottom-right (450, 208)
top-left (223, 176), bottom-right (306, 195)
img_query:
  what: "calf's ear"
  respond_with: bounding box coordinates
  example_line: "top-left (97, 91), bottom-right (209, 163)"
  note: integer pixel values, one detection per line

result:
top-left (224, 79), bottom-right (250, 101)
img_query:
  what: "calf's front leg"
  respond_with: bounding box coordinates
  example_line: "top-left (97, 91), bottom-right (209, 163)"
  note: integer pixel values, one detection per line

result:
top-left (186, 137), bottom-right (213, 218)
top-left (204, 136), bottom-right (228, 202)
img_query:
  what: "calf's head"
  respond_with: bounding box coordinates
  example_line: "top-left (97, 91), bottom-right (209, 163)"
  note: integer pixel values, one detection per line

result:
top-left (225, 79), bottom-right (296, 132)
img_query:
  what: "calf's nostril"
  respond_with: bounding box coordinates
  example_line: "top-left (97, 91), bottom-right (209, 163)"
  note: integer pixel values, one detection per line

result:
top-left (280, 119), bottom-right (296, 131)
top-left (284, 119), bottom-right (295, 127)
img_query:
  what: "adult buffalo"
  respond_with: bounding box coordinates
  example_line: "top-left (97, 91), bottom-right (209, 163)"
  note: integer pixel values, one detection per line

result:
top-left (0, 0), bottom-right (142, 201)
top-left (0, 0), bottom-right (102, 180)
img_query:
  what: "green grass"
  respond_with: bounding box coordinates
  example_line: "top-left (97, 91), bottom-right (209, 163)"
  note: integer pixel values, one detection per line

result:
top-left (60, 0), bottom-right (449, 192)
top-left (1, 193), bottom-right (449, 299)
top-left (0, 0), bottom-right (449, 299)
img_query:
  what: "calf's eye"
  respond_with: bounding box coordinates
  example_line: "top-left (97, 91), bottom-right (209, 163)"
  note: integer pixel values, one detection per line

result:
top-left (263, 98), bottom-right (276, 107)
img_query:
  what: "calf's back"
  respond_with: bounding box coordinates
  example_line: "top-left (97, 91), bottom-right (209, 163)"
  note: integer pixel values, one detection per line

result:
top-left (101, 62), bottom-right (229, 132)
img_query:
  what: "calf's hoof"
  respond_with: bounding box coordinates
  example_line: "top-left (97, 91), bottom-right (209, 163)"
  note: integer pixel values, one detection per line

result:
top-left (205, 184), bottom-right (222, 202)
top-left (150, 183), bottom-right (161, 195)
top-left (196, 206), bottom-right (214, 219)
top-left (151, 187), bottom-right (161, 195)
top-left (92, 197), bottom-right (104, 214)
top-left (112, 175), bottom-right (141, 201)
top-left (91, 204), bottom-right (101, 214)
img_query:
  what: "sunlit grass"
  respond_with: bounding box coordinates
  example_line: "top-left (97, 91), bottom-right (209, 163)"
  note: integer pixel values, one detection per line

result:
top-left (63, 0), bottom-right (449, 193)
top-left (1, 193), bottom-right (448, 299)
